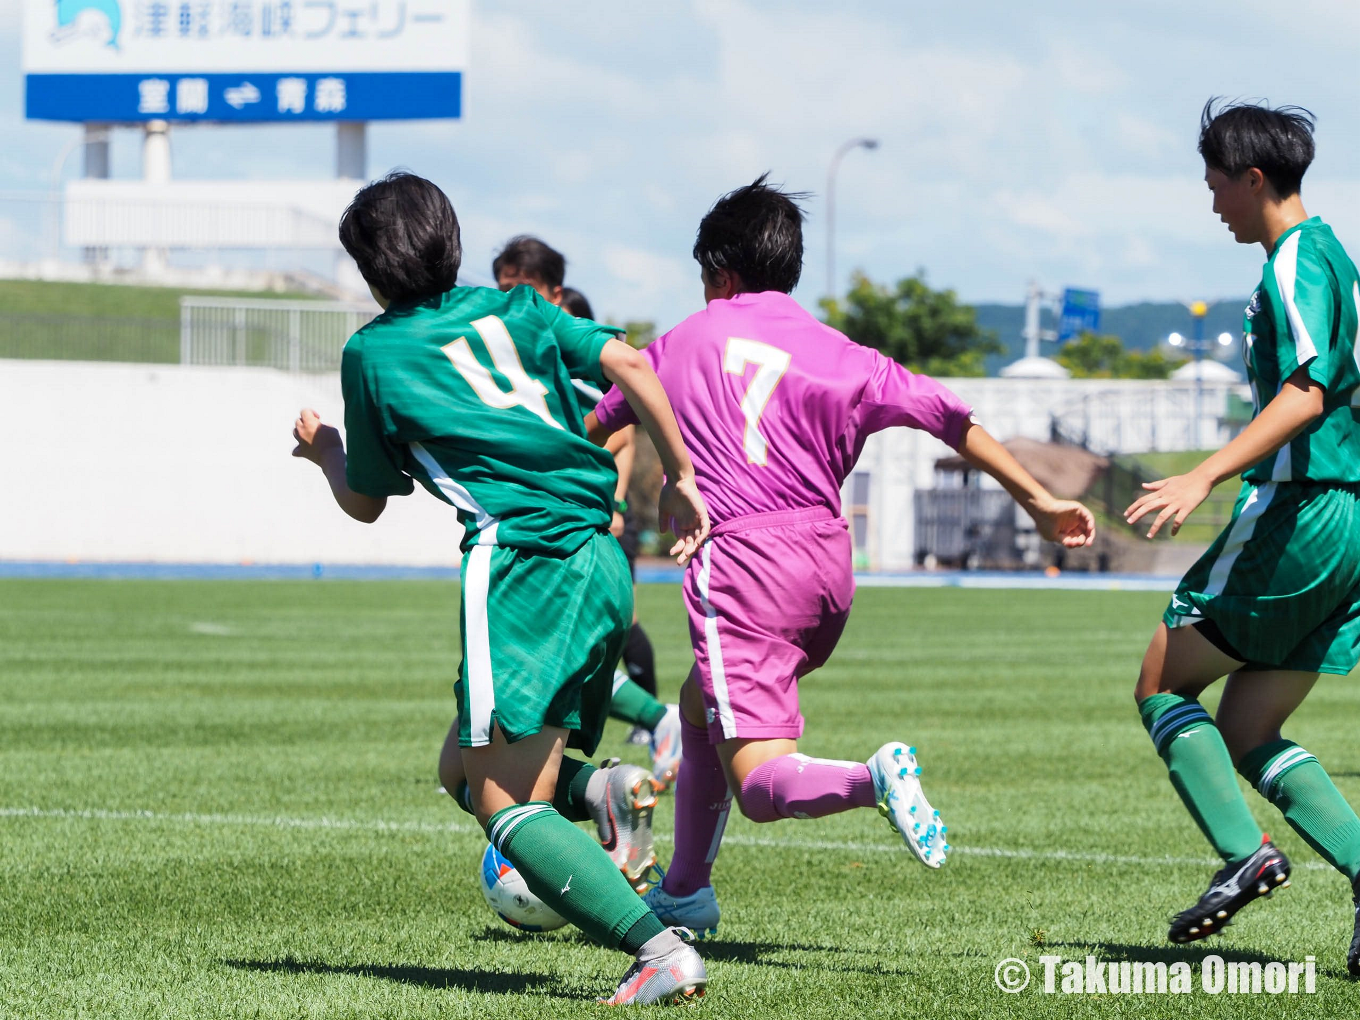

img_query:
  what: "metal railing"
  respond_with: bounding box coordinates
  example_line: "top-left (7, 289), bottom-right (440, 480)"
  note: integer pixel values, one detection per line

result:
top-left (1047, 384), bottom-right (1239, 455)
top-left (179, 297), bottom-right (378, 372)
top-left (913, 489), bottom-right (1019, 568)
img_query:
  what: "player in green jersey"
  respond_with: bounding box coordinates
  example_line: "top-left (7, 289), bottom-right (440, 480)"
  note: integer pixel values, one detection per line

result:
top-left (492, 237), bottom-right (683, 787)
top-left (291, 172), bottom-right (711, 1005)
top-left (1125, 101), bottom-right (1360, 970)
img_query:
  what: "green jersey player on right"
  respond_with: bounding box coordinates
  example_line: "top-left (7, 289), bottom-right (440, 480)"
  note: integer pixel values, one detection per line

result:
top-left (1127, 100), bottom-right (1360, 972)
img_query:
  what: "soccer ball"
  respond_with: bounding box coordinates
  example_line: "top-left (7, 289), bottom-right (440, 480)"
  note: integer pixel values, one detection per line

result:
top-left (479, 843), bottom-right (568, 932)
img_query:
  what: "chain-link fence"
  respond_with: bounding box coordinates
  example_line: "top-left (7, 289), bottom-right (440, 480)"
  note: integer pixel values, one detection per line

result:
top-left (179, 297), bottom-right (377, 372)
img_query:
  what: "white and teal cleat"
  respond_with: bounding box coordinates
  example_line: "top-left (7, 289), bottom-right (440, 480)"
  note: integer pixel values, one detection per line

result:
top-left (642, 869), bottom-right (720, 940)
top-left (868, 742), bottom-right (950, 869)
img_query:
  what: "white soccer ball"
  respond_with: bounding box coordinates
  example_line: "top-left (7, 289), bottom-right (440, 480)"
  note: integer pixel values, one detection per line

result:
top-left (479, 843), bottom-right (568, 932)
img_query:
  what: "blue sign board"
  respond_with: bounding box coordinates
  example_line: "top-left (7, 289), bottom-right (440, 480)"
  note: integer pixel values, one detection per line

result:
top-left (26, 71), bottom-right (461, 122)
top-left (22, 0), bottom-right (467, 123)
top-left (1058, 288), bottom-right (1101, 342)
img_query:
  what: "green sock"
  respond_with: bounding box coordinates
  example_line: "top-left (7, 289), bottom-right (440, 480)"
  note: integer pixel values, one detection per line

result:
top-left (609, 673), bottom-right (667, 731)
top-left (1140, 692), bottom-right (1262, 863)
top-left (450, 780), bottom-right (475, 817)
top-left (553, 756), bottom-right (597, 824)
top-left (1239, 740), bottom-right (1360, 883)
top-left (485, 802), bottom-right (659, 950)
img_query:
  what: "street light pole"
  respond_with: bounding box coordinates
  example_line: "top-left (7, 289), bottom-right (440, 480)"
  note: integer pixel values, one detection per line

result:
top-left (825, 137), bottom-right (879, 302)
top-left (1167, 300), bottom-right (1233, 449)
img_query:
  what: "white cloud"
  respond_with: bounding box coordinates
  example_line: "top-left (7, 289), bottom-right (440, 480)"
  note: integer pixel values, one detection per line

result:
top-left (0, 0), bottom-right (1357, 329)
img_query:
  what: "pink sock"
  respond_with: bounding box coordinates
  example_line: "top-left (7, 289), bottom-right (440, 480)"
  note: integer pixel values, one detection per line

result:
top-left (662, 714), bottom-right (731, 898)
top-left (739, 753), bottom-right (876, 822)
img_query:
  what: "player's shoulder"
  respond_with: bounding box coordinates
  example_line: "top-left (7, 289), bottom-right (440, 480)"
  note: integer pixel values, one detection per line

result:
top-left (1277, 219), bottom-right (1348, 276)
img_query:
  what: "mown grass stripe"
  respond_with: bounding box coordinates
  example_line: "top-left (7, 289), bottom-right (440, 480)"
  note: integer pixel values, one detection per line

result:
top-left (0, 804), bottom-right (1333, 872)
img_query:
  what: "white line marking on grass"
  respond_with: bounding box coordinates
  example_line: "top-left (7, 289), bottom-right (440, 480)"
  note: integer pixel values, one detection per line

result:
top-left (0, 806), bottom-right (1332, 872)
top-left (189, 622), bottom-right (234, 636)
top-left (0, 806), bottom-right (477, 835)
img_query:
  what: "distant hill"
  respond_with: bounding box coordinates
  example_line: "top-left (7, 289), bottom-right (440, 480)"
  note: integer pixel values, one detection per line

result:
top-left (973, 299), bottom-right (1248, 376)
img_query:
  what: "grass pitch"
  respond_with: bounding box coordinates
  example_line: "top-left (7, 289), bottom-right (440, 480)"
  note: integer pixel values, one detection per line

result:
top-left (1, 580), bottom-right (1356, 1018)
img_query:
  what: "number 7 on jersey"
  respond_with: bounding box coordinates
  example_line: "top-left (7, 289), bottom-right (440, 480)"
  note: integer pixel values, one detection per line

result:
top-left (724, 337), bottom-right (791, 465)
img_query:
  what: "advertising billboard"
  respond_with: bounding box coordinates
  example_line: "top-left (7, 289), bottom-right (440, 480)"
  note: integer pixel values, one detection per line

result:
top-left (23, 0), bottom-right (466, 122)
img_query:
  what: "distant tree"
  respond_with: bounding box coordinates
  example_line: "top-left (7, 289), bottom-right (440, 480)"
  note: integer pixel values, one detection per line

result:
top-left (623, 320), bottom-right (656, 349)
top-left (819, 271), bottom-right (1002, 377)
top-left (1057, 331), bottom-right (1187, 380)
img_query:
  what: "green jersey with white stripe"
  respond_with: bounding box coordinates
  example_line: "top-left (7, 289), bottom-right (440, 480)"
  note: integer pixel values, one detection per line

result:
top-left (1241, 217), bottom-right (1360, 484)
top-left (341, 285), bottom-right (622, 555)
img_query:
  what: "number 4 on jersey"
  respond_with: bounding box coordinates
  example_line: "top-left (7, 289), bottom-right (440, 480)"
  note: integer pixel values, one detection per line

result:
top-left (724, 336), bottom-right (791, 465)
top-left (442, 315), bottom-right (563, 430)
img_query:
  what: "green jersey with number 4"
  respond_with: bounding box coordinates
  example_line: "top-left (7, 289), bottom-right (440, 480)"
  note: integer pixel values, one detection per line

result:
top-left (1241, 217), bottom-right (1360, 484)
top-left (341, 285), bottom-right (623, 555)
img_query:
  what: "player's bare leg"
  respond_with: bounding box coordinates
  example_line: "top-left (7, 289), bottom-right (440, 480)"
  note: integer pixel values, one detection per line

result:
top-left (464, 724), bottom-right (704, 1002)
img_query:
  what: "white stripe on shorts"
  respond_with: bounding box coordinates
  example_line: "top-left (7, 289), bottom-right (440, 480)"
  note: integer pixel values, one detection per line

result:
top-left (697, 543), bottom-right (738, 739)
top-left (1204, 482), bottom-right (1276, 597)
top-left (463, 545), bottom-right (496, 746)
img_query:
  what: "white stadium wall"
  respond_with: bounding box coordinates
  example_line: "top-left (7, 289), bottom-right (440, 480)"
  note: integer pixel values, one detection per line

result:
top-left (0, 360), bottom-right (464, 565)
top-left (2, 360), bottom-right (1244, 570)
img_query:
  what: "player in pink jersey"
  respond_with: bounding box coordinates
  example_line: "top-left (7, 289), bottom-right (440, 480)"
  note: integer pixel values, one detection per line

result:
top-left (589, 176), bottom-right (1096, 937)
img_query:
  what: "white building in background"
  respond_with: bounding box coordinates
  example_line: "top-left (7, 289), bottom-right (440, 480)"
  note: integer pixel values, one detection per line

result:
top-left (840, 376), bottom-right (1245, 571)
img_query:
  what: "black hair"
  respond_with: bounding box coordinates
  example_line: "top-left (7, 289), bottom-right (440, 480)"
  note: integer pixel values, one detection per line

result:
top-left (338, 171), bottom-right (461, 304)
top-left (693, 173), bottom-right (807, 294)
top-left (492, 235), bottom-right (566, 290)
top-left (560, 286), bottom-right (594, 319)
top-left (1198, 98), bottom-right (1316, 197)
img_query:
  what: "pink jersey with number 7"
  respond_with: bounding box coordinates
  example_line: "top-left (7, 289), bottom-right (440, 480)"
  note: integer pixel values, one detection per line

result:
top-left (592, 290), bottom-right (974, 526)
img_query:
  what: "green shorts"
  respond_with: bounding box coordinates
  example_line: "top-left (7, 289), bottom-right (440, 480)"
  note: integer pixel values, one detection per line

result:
top-left (455, 530), bottom-right (632, 754)
top-left (1164, 480), bottom-right (1360, 675)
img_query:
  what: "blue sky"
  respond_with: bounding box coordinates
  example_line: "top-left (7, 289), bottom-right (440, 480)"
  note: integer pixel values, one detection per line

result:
top-left (4, 1), bottom-right (1358, 331)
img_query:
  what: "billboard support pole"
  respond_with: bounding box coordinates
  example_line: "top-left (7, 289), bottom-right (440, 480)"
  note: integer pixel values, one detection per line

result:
top-left (337, 123), bottom-right (367, 181)
top-left (83, 123), bottom-right (110, 264)
top-left (335, 122), bottom-right (368, 296)
top-left (142, 120), bottom-right (171, 276)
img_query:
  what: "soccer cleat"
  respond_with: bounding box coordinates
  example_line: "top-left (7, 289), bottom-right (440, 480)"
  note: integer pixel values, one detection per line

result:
top-left (642, 870), bottom-right (720, 940)
top-left (600, 928), bottom-right (707, 1006)
top-left (867, 742), bottom-right (949, 868)
top-left (1167, 837), bottom-right (1291, 944)
top-left (1348, 875), bottom-right (1360, 978)
top-left (650, 705), bottom-right (683, 790)
top-left (590, 761), bottom-right (663, 893)
top-left (625, 725), bottom-right (653, 747)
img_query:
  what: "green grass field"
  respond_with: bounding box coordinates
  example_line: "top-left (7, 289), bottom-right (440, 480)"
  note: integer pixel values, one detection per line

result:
top-left (2, 580), bottom-right (1356, 1018)
top-left (0, 281), bottom-right (315, 363)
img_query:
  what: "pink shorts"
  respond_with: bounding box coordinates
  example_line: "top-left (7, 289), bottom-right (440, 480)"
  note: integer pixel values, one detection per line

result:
top-left (683, 506), bottom-right (855, 744)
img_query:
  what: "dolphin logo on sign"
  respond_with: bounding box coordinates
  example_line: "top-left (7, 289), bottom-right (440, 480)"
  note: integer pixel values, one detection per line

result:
top-left (51, 0), bottom-right (122, 50)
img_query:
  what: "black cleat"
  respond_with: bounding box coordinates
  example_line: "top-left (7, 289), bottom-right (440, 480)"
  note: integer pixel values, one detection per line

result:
top-left (1168, 838), bottom-right (1291, 944)
top-left (1348, 875), bottom-right (1360, 978)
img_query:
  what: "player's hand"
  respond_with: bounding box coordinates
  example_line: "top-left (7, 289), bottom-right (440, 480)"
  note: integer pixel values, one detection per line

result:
top-left (292, 408), bottom-right (343, 466)
top-left (659, 474), bottom-right (710, 567)
top-left (610, 511), bottom-right (625, 539)
top-left (1031, 497), bottom-right (1096, 547)
top-left (1125, 471), bottom-right (1212, 539)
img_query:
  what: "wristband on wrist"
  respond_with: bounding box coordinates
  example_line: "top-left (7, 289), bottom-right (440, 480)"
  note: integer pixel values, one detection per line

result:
top-left (614, 499), bottom-right (628, 515)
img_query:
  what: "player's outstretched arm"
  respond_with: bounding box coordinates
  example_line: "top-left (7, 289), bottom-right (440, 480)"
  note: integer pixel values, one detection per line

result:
top-left (597, 339), bottom-right (710, 566)
top-left (956, 422), bottom-right (1095, 548)
top-left (1125, 367), bottom-right (1323, 538)
top-left (291, 408), bottom-right (387, 524)
top-left (604, 425), bottom-right (636, 539)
